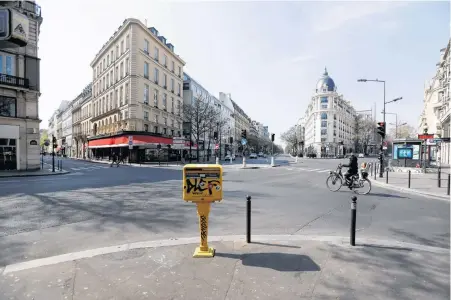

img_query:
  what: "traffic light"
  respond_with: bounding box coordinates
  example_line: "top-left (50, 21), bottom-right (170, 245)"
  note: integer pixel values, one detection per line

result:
top-left (52, 135), bottom-right (57, 149)
top-left (241, 129), bottom-right (247, 139)
top-left (229, 137), bottom-right (233, 144)
top-left (213, 131), bottom-right (218, 139)
top-left (271, 133), bottom-right (275, 142)
top-left (377, 122), bottom-right (386, 139)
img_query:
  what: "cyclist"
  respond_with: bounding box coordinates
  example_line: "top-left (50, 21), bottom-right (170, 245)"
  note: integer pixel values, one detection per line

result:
top-left (342, 152), bottom-right (358, 187)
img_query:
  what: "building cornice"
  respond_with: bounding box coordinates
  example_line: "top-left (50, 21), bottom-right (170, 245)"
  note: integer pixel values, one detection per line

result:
top-left (91, 18), bottom-right (186, 67)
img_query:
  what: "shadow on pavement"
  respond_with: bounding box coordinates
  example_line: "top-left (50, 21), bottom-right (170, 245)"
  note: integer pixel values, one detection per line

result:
top-left (368, 192), bottom-right (408, 199)
top-left (322, 244), bottom-right (450, 300)
top-left (215, 252), bottom-right (320, 272)
top-left (358, 243), bottom-right (413, 252)
top-left (389, 228), bottom-right (450, 249)
top-left (250, 241), bottom-right (302, 249)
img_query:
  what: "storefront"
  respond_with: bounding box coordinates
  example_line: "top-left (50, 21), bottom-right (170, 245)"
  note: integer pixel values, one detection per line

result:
top-left (88, 133), bottom-right (174, 163)
top-left (0, 125), bottom-right (19, 171)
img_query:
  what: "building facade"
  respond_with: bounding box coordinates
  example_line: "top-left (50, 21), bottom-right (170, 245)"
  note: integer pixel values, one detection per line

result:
top-left (231, 99), bottom-right (251, 149)
top-left (72, 83), bottom-right (92, 158)
top-left (218, 92), bottom-right (235, 156)
top-left (418, 39), bottom-right (450, 166)
top-left (61, 103), bottom-right (72, 156)
top-left (0, 1), bottom-right (42, 171)
top-left (87, 19), bottom-right (185, 162)
top-left (182, 72), bottom-right (218, 158)
top-left (303, 68), bottom-right (356, 157)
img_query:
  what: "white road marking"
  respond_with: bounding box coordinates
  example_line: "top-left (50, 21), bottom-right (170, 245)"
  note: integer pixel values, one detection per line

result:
top-left (2, 234), bottom-right (448, 274)
top-left (318, 170), bottom-right (331, 173)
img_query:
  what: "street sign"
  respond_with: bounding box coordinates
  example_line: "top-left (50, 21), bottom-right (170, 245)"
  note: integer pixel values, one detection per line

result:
top-left (183, 165), bottom-right (223, 203)
top-left (128, 135), bottom-right (133, 145)
top-left (418, 134), bottom-right (434, 140)
top-left (241, 138), bottom-right (247, 145)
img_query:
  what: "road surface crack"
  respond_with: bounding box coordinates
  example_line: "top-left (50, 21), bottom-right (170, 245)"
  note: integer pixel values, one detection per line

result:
top-left (223, 259), bottom-right (240, 300)
top-left (70, 261), bottom-right (78, 300)
top-left (291, 202), bottom-right (346, 235)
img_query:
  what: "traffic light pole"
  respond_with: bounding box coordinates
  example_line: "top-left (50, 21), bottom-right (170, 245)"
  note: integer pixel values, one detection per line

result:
top-left (52, 134), bottom-right (55, 173)
top-left (380, 82), bottom-right (386, 178)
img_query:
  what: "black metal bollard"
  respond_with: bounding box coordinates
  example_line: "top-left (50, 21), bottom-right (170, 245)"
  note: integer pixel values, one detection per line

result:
top-left (408, 170), bottom-right (411, 189)
top-left (60, 160), bottom-right (63, 171)
top-left (386, 169), bottom-right (388, 184)
top-left (374, 164), bottom-right (377, 180)
top-left (447, 174), bottom-right (450, 196)
top-left (350, 196), bottom-right (357, 246)
top-left (246, 195), bottom-right (251, 243)
top-left (438, 168), bottom-right (441, 188)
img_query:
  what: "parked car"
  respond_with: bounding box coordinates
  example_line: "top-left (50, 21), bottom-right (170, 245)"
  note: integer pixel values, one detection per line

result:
top-left (224, 154), bottom-right (236, 161)
top-left (258, 152), bottom-right (264, 157)
top-left (358, 153), bottom-right (365, 158)
top-left (249, 153), bottom-right (258, 159)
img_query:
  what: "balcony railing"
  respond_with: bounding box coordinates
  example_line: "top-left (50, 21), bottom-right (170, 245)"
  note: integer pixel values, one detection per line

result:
top-left (0, 74), bottom-right (29, 89)
top-left (14, 1), bottom-right (42, 17)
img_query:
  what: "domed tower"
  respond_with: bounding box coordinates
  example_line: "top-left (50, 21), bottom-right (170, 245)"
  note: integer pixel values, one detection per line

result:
top-left (316, 67), bottom-right (336, 93)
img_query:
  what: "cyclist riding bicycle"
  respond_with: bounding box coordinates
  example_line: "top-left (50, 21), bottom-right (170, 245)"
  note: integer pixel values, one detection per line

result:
top-left (341, 152), bottom-right (358, 187)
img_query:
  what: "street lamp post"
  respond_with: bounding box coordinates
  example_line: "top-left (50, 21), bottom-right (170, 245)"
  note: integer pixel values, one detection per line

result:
top-left (358, 78), bottom-right (402, 178)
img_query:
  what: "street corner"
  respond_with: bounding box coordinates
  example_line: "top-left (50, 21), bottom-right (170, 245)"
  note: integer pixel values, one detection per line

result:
top-left (371, 180), bottom-right (450, 201)
top-left (0, 237), bottom-right (450, 299)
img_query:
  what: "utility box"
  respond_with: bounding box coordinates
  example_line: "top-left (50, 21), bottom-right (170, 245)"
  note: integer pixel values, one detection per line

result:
top-left (183, 164), bottom-right (223, 202)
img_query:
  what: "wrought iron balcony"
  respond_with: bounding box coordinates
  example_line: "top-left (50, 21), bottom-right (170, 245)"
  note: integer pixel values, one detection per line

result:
top-left (0, 74), bottom-right (29, 89)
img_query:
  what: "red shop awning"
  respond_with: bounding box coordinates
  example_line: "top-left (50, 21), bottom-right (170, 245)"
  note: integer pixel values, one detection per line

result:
top-left (88, 135), bottom-right (173, 148)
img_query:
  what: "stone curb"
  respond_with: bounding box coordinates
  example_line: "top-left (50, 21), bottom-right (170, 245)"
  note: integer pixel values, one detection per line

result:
top-left (0, 170), bottom-right (70, 178)
top-left (371, 179), bottom-right (450, 201)
top-left (2, 234), bottom-right (448, 275)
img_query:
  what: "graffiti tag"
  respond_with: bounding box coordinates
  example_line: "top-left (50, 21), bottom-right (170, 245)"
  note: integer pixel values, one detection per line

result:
top-left (186, 178), bottom-right (221, 195)
top-left (200, 215), bottom-right (208, 242)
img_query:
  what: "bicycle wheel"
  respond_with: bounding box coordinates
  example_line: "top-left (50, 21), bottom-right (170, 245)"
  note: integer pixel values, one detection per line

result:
top-left (326, 174), bottom-right (342, 192)
top-left (354, 179), bottom-right (371, 195)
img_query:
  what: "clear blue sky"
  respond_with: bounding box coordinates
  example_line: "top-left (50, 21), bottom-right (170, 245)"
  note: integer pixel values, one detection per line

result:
top-left (38, 0), bottom-right (449, 144)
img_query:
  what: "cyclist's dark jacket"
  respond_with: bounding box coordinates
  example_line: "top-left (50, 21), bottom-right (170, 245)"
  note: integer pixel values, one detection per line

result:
top-left (343, 155), bottom-right (358, 173)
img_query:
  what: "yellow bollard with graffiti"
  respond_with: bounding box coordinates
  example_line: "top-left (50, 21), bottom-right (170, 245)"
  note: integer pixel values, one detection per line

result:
top-left (183, 164), bottom-right (223, 258)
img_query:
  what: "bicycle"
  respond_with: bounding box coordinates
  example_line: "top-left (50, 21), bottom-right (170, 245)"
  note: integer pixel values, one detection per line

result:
top-left (326, 164), bottom-right (372, 195)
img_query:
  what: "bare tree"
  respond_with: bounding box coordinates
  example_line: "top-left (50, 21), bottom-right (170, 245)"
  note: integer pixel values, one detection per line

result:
top-left (388, 123), bottom-right (416, 139)
top-left (183, 95), bottom-right (218, 162)
top-left (281, 125), bottom-right (299, 155)
top-left (353, 115), bottom-right (376, 154)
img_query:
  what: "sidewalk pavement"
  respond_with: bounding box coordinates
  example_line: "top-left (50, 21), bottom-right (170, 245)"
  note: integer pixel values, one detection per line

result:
top-left (0, 165), bottom-right (69, 178)
top-left (0, 235), bottom-right (449, 300)
top-left (371, 171), bottom-right (450, 200)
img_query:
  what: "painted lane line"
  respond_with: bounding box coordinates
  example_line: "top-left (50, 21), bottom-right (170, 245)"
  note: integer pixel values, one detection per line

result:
top-left (2, 234), bottom-right (448, 275)
top-left (318, 170), bottom-right (332, 173)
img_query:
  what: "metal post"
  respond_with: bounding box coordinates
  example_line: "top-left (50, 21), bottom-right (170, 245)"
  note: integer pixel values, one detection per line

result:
top-left (350, 196), bottom-right (357, 246)
top-left (438, 167), bottom-right (441, 188)
top-left (52, 145), bottom-right (55, 173)
top-left (447, 174), bottom-right (450, 196)
top-left (60, 159), bottom-right (62, 171)
top-left (386, 169), bottom-right (388, 184)
top-left (408, 170), bottom-right (411, 188)
top-left (380, 81), bottom-right (385, 179)
top-left (246, 195), bottom-right (251, 243)
top-left (374, 163), bottom-right (377, 180)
